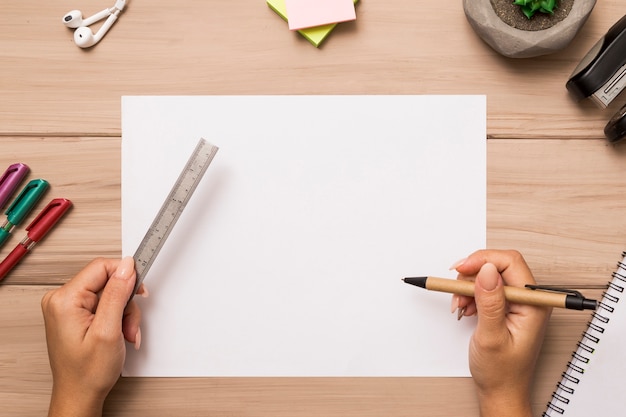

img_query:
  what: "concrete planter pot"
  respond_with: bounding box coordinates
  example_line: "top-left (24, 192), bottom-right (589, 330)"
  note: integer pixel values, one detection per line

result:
top-left (463, 0), bottom-right (596, 58)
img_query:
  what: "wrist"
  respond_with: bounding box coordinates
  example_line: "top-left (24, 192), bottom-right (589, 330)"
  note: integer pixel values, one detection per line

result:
top-left (476, 388), bottom-right (533, 417)
top-left (48, 384), bottom-right (105, 417)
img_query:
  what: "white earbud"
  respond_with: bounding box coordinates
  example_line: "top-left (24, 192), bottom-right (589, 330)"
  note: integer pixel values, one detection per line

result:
top-left (73, 13), bottom-right (119, 48)
top-left (62, 9), bottom-right (112, 29)
top-left (62, 0), bottom-right (127, 48)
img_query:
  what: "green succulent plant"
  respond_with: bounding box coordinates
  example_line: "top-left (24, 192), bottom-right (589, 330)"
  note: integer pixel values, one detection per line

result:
top-left (513, 0), bottom-right (558, 19)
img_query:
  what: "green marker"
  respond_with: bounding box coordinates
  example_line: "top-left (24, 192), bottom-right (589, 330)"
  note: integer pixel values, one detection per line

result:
top-left (0, 179), bottom-right (49, 247)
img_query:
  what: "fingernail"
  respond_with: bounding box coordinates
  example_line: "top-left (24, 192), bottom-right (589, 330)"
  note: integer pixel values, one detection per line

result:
top-left (450, 294), bottom-right (459, 314)
top-left (478, 263), bottom-right (499, 291)
top-left (449, 257), bottom-right (467, 271)
top-left (134, 327), bottom-right (142, 350)
top-left (457, 306), bottom-right (466, 321)
top-left (115, 256), bottom-right (135, 281)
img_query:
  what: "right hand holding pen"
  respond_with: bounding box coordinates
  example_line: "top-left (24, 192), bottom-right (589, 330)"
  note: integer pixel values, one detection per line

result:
top-left (451, 250), bottom-right (552, 417)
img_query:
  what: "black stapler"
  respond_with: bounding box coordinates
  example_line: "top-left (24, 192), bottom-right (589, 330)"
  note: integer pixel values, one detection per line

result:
top-left (567, 14), bottom-right (626, 109)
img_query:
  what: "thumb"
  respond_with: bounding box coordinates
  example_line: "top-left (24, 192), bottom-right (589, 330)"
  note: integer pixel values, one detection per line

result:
top-left (474, 263), bottom-right (508, 346)
top-left (91, 256), bottom-right (137, 337)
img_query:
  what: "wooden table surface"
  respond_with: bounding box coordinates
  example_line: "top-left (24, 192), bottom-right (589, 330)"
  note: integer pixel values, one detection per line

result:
top-left (2, 1), bottom-right (626, 415)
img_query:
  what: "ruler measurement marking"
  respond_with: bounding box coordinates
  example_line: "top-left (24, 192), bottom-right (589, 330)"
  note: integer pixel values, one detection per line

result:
top-left (132, 138), bottom-right (218, 296)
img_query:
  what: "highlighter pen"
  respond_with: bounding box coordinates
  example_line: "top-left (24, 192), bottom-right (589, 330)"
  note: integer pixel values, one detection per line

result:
top-left (0, 163), bottom-right (29, 209)
top-left (403, 276), bottom-right (598, 311)
top-left (0, 179), bottom-right (49, 247)
top-left (0, 198), bottom-right (72, 282)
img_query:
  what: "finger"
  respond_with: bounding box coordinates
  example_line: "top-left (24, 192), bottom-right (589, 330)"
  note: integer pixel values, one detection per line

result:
top-left (453, 270), bottom-right (476, 318)
top-left (473, 263), bottom-right (509, 346)
top-left (459, 297), bottom-right (477, 317)
top-left (64, 258), bottom-right (123, 295)
top-left (122, 300), bottom-right (142, 348)
top-left (90, 256), bottom-right (137, 338)
top-left (455, 249), bottom-right (536, 287)
top-left (136, 283), bottom-right (149, 298)
top-left (452, 293), bottom-right (477, 318)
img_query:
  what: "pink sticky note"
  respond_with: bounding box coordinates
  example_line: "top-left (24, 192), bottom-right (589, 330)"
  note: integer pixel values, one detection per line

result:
top-left (285, 0), bottom-right (356, 31)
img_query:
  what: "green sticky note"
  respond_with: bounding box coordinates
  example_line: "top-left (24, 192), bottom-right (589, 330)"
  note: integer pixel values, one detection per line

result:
top-left (267, 0), bottom-right (358, 47)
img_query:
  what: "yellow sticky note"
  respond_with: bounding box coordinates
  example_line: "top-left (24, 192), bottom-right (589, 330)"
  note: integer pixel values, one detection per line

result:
top-left (267, 0), bottom-right (358, 47)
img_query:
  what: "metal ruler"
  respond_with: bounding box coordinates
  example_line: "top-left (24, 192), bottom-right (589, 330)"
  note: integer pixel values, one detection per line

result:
top-left (132, 138), bottom-right (218, 296)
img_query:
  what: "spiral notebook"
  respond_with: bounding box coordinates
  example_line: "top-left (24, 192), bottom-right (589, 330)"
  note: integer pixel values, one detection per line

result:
top-left (544, 252), bottom-right (626, 416)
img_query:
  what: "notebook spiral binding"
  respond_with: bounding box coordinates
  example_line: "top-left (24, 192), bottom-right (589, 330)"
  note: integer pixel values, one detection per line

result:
top-left (542, 253), bottom-right (626, 416)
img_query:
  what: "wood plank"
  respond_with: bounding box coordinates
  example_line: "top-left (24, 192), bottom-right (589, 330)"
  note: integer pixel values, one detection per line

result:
top-left (3, 137), bottom-right (626, 285)
top-left (488, 139), bottom-right (626, 286)
top-left (1, 1), bottom-right (624, 138)
top-left (0, 137), bottom-right (618, 415)
top-left (0, 285), bottom-right (599, 416)
top-left (0, 286), bottom-right (53, 416)
top-left (0, 138), bottom-right (120, 285)
top-left (4, 0), bottom-right (626, 415)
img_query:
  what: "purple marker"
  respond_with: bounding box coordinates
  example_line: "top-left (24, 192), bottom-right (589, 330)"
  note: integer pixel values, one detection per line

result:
top-left (0, 163), bottom-right (29, 209)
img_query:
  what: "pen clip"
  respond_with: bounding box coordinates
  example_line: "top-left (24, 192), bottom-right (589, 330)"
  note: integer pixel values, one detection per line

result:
top-left (525, 284), bottom-right (585, 298)
top-left (0, 163), bottom-right (29, 208)
top-left (25, 198), bottom-right (72, 243)
top-left (5, 179), bottom-right (49, 224)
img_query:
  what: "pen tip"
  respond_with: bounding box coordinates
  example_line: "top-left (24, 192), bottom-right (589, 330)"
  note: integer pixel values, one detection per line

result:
top-left (402, 277), bottom-right (428, 288)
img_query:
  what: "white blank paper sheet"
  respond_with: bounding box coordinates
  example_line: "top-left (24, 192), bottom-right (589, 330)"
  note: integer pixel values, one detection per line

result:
top-left (122, 95), bottom-right (486, 377)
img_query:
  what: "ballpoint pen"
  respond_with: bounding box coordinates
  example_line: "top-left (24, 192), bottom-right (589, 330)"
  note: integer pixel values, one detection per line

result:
top-left (0, 179), bottom-right (49, 247)
top-left (0, 198), bottom-right (72, 282)
top-left (403, 276), bottom-right (598, 311)
top-left (0, 163), bottom-right (29, 209)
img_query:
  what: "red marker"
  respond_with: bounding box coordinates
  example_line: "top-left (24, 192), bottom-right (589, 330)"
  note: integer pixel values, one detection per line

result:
top-left (0, 198), bottom-right (72, 281)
